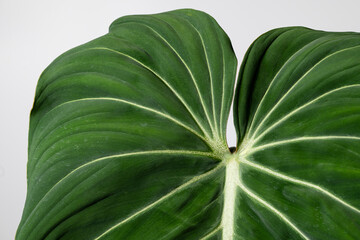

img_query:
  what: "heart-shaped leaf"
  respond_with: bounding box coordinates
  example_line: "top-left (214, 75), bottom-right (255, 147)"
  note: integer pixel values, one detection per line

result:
top-left (17, 9), bottom-right (360, 240)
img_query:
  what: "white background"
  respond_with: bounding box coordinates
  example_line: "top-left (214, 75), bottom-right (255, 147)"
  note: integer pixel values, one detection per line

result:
top-left (1, 0), bottom-right (360, 239)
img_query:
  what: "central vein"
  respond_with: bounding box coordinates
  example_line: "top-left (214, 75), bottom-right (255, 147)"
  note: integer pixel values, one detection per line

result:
top-left (221, 156), bottom-right (239, 240)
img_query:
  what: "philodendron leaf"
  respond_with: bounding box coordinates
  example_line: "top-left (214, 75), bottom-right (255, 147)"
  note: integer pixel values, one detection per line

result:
top-left (232, 28), bottom-right (360, 239)
top-left (16, 9), bottom-right (360, 240)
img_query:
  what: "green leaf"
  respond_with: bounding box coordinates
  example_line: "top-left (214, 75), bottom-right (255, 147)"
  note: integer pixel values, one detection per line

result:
top-left (16, 9), bottom-right (360, 240)
top-left (16, 9), bottom-right (236, 240)
top-left (234, 27), bottom-right (360, 239)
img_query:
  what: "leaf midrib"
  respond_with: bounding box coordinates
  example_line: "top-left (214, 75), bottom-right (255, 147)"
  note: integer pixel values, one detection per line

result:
top-left (21, 135), bottom-right (360, 240)
top-left (222, 136), bottom-right (360, 240)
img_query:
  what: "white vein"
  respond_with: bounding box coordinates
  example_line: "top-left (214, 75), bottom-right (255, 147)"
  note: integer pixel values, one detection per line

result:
top-left (195, 27), bottom-right (218, 135)
top-left (252, 84), bottom-right (360, 144)
top-left (47, 97), bottom-right (206, 142)
top-left (28, 97), bottom-right (216, 174)
top-left (246, 37), bottom-right (320, 136)
top-left (19, 150), bottom-right (219, 237)
top-left (245, 135), bottom-right (360, 156)
top-left (178, 18), bottom-right (220, 139)
top-left (90, 47), bottom-right (212, 140)
top-left (239, 158), bottom-right (360, 214)
top-left (219, 41), bottom-right (227, 140)
top-left (200, 225), bottom-right (222, 240)
top-left (237, 180), bottom-right (309, 240)
top-left (138, 24), bottom-right (217, 137)
top-left (250, 45), bottom-right (360, 140)
top-left (94, 163), bottom-right (224, 239)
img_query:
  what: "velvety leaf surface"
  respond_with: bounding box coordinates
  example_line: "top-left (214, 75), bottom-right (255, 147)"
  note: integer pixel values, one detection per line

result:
top-left (17, 9), bottom-right (360, 240)
top-left (16, 9), bottom-right (236, 240)
top-left (234, 27), bottom-right (360, 239)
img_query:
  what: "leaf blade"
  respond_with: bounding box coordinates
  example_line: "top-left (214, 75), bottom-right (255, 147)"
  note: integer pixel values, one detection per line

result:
top-left (17, 9), bottom-right (237, 240)
top-left (235, 27), bottom-right (360, 239)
